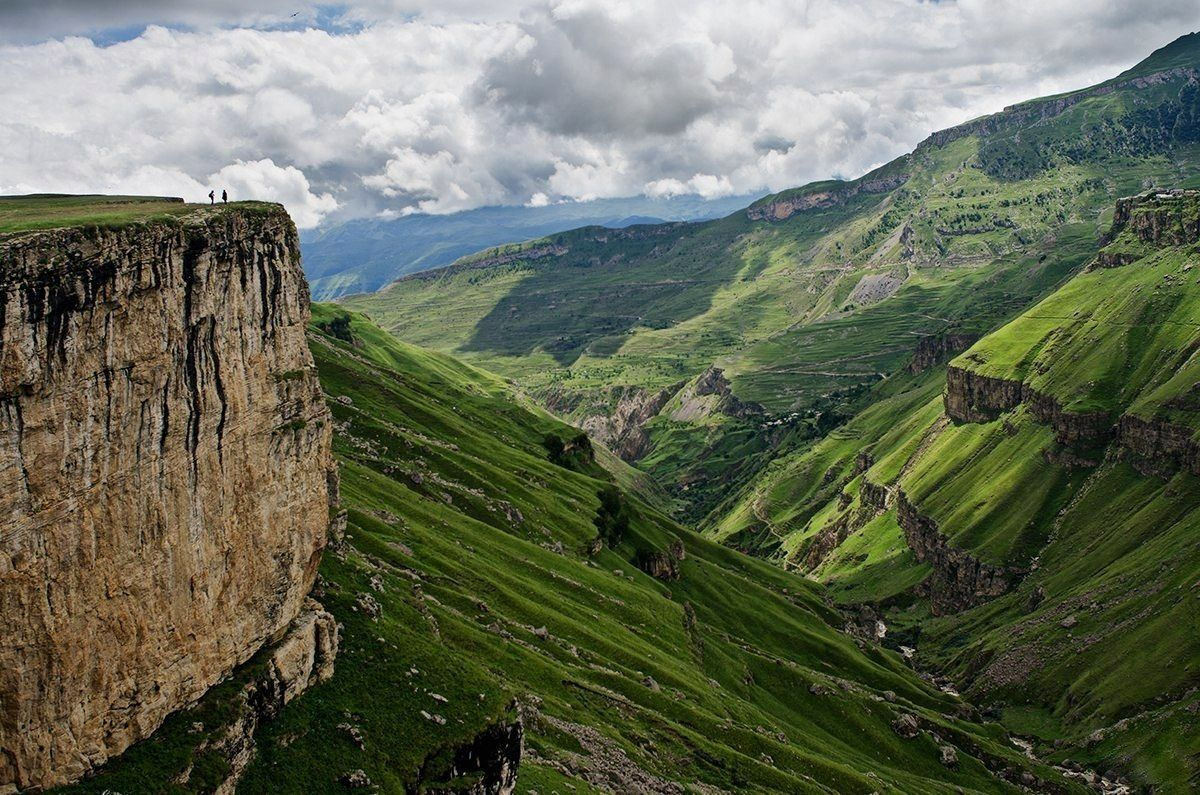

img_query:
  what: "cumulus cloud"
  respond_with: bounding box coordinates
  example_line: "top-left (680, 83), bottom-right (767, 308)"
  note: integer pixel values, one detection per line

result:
top-left (1, 1), bottom-right (1198, 226)
top-left (211, 159), bottom-right (338, 226)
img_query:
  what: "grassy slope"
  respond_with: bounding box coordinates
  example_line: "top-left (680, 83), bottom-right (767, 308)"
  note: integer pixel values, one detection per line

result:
top-left (712, 196), bottom-right (1200, 789)
top-left (0, 194), bottom-right (189, 233)
top-left (59, 307), bottom-right (1067, 794)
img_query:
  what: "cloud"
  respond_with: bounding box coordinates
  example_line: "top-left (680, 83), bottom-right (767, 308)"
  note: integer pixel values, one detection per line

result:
top-left (210, 159), bottom-right (338, 226)
top-left (1, 1), bottom-right (1198, 225)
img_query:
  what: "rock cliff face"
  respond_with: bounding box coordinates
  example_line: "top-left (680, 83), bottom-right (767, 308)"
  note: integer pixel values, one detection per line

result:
top-left (907, 334), bottom-right (980, 374)
top-left (0, 205), bottom-right (336, 790)
top-left (544, 382), bottom-right (683, 462)
top-left (746, 176), bottom-right (907, 222)
top-left (1106, 189), bottom-right (1200, 247)
top-left (944, 366), bottom-right (1111, 446)
top-left (895, 491), bottom-right (1015, 615)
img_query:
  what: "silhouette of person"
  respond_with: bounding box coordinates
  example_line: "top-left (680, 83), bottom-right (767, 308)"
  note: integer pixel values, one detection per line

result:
top-left (208, 190), bottom-right (214, 205)
top-left (222, 189), bottom-right (228, 203)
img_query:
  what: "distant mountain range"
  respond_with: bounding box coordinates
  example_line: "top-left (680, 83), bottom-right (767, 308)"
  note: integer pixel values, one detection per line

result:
top-left (300, 192), bottom-right (764, 299)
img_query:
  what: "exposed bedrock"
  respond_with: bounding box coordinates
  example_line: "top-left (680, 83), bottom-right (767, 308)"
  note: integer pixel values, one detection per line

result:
top-left (907, 333), bottom-right (980, 374)
top-left (0, 206), bottom-right (337, 790)
top-left (946, 364), bottom-right (1200, 476)
top-left (543, 381), bottom-right (683, 462)
top-left (896, 491), bottom-right (1018, 616)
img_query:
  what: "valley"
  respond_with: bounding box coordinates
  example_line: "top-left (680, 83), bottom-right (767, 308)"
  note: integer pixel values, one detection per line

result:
top-left (326, 32), bottom-right (1200, 791)
top-left (63, 305), bottom-right (1069, 793)
top-left (2, 21), bottom-right (1199, 795)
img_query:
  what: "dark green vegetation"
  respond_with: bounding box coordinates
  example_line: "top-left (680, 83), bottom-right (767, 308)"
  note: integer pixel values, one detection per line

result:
top-left (302, 193), bottom-right (763, 300)
top-left (344, 34), bottom-right (1200, 526)
top-left (336, 33), bottom-right (1200, 790)
top-left (60, 307), bottom-right (1071, 793)
top-left (0, 194), bottom-right (282, 235)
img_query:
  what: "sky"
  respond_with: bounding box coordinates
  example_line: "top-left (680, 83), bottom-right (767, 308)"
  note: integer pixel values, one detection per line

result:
top-left (1, 1), bottom-right (1199, 227)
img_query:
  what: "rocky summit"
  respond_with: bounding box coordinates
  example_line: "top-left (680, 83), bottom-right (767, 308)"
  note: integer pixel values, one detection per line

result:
top-left (0, 199), bottom-right (337, 790)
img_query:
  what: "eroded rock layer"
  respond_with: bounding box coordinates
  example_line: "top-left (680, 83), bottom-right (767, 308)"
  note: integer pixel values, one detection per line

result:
top-left (0, 205), bottom-right (336, 790)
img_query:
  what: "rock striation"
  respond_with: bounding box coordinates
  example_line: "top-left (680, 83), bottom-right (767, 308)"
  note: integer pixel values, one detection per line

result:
top-left (746, 176), bottom-right (907, 222)
top-left (190, 599), bottom-right (339, 795)
top-left (0, 205), bottom-right (337, 790)
top-left (895, 491), bottom-right (1016, 615)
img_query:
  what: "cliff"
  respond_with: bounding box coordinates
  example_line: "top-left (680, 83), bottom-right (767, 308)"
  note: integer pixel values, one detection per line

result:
top-left (543, 382), bottom-right (684, 462)
top-left (745, 175), bottom-right (907, 222)
top-left (0, 203), bottom-right (337, 790)
top-left (895, 491), bottom-right (1016, 615)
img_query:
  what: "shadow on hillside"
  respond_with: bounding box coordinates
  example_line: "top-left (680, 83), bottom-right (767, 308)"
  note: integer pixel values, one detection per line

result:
top-left (459, 201), bottom-right (881, 366)
top-left (459, 220), bottom-right (748, 365)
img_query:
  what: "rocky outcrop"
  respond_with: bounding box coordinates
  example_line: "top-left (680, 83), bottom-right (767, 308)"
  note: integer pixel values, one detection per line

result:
top-left (896, 491), bottom-right (1016, 615)
top-left (636, 539), bottom-right (686, 581)
top-left (0, 205), bottom-right (337, 790)
top-left (746, 176), bottom-right (908, 222)
top-left (415, 718), bottom-right (523, 794)
top-left (944, 366), bottom-right (1111, 446)
top-left (1116, 414), bottom-right (1200, 477)
top-left (545, 382), bottom-right (683, 462)
top-left (1106, 189), bottom-right (1200, 248)
top-left (943, 366), bottom-right (1025, 424)
top-left (908, 334), bottom-right (980, 374)
top-left (801, 478), bottom-right (891, 570)
top-left (1094, 189), bottom-right (1200, 268)
top-left (186, 600), bottom-right (339, 794)
top-left (946, 364), bottom-right (1200, 476)
top-left (669, 367), bottom-right (763, 423)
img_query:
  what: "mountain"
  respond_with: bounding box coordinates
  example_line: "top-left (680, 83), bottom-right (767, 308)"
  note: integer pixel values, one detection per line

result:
top-left (342, 32), bottom-right (1200, 523)
top-left (300, 193), bottom-right (764, 299)
top-left (64, 306), bottom-right (1072, 793)
top-left (337, 33), bottom-right (1200, 789)
top-left (713, 188), bottom-right (1200, 792)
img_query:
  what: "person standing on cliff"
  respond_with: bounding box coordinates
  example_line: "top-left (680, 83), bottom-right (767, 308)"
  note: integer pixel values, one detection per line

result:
top-left (221, 189), bottom-right (228, 203)
top-left (208, 190), bottom-right (214, 204)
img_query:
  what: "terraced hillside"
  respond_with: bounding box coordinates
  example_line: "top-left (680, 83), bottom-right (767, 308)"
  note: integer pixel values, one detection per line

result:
top-left (713, 190), bottom-right (1200, 791)
top-left (60, 307), bottom-right (1071, 794)
top-left (344, 33), bottom-right (1200, 521)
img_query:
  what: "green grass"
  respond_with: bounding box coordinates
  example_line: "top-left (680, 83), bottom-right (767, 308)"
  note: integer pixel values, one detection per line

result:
top-left (59, 307), bottom-right (1070, 793)
top-left (0, 194), bottom-right (282, 235)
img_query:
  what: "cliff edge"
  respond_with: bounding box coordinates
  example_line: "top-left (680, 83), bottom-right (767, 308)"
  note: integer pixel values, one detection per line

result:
top-left (0, 200), bottom-right (336, 790)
